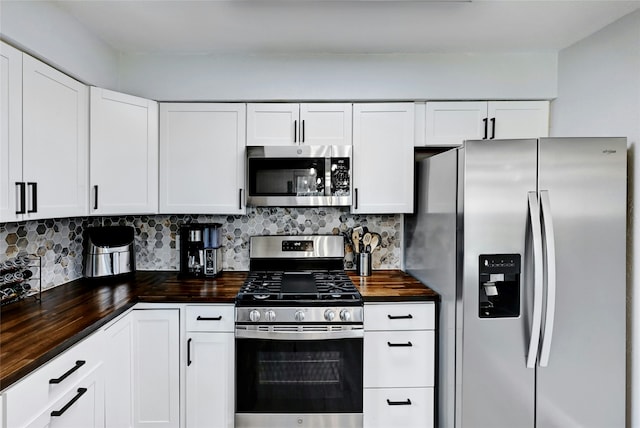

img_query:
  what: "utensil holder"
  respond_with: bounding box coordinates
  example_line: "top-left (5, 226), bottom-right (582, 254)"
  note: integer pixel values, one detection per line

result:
top-left (357, 252), bottom-right (371, 276)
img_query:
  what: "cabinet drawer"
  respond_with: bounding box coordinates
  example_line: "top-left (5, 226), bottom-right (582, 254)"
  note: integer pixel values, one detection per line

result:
top-left (186, 305), bottom-right (234, 332)
top-left (25, 364), bottom-right (105, 428)
top-left (365, 302), bottom-right (435, 331)
top-left (364, 387), bottom-right (434, 428)
top-left (364, 330), bottom-right (434, 388)
top-left (4, 331), bottom-right (104, 428)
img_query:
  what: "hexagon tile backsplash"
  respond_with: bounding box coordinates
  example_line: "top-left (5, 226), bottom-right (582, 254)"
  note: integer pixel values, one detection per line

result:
top-left (0, 208), bottom-right (403, 291)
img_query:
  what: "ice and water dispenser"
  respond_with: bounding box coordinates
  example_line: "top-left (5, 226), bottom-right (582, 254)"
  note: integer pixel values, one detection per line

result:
top-left (179, 223), bottom-right (223, 278)
top-left (479, 254), bottom-right (521, 318)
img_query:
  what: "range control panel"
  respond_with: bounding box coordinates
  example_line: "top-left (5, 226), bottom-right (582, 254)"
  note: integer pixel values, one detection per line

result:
top-left (282, 240), bottom-right (314, 252)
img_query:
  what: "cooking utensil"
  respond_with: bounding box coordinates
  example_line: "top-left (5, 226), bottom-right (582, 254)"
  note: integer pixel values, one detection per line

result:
top-left (369, 234), bottom-right (380, 252)
top-left (352, 230), bottom-right (360, 253)
top-left (362, 232), bottom-right (372, 252)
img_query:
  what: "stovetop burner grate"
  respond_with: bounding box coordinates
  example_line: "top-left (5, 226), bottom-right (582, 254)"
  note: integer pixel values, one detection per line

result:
top-left (236, 269), bottom-right (360, 305)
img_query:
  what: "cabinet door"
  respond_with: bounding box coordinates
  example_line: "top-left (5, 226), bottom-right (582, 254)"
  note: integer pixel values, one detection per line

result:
top-left (185, 332), bottom-right (234, 428)
top-left (352, 103), bottom-right (414, 213)
top-left (104, 313), bottom-right (134, 428)
top-left (246, 103), bottom-right (299, 146)
top-left (488, 101), bottom-right (549, 139)
top-left (22, 54), bottom-right (88, 220)
top-left (160, 103), bottom-right (246, 214)
top-left (424, 101), bottom-right (487, 146)
top-left (0, 41), bottom-right (23, 222)
top-left (132, 309), bottom-right (180, 428)
top-left (90, 87), bottom-right (158, 215)
top-left (26, 367), bottom-right (105, 428)
top-left (300, 103), bottom-right (352, 146)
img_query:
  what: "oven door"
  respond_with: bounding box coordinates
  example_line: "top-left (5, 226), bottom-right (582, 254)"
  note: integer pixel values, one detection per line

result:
top-left (235, 329), bottom-right (363, 416)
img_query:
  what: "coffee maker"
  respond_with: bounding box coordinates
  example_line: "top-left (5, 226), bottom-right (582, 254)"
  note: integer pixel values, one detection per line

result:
top-left (179, 223), bottom-right (223, 278)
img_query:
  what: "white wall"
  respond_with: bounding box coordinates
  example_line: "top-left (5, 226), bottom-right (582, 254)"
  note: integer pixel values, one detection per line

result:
top-left (550, 9), bottom-right (640, 427)
top-left (0, 1), bottom-right (557, 101)
top-left (0, 0), bottom-right (119, 88)
top-left (118, 51), bottom-right (557, 101)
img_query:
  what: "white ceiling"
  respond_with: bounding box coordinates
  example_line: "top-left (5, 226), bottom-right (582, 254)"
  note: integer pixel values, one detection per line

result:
top-left (51, 0), bottom-right (640, 55)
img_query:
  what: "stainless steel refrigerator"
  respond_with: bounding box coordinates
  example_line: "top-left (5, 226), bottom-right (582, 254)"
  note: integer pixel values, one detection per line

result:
top-left (404, 138), bottom-right (626, 428)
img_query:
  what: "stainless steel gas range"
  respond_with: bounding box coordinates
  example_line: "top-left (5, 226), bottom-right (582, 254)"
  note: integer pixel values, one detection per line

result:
top-left (235, 235), bottom-right (363, 428)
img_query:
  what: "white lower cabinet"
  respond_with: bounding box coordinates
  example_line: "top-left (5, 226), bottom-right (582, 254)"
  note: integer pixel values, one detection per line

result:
top-left (132, 309), bottom-right (180, 428)
top-left (185, 305), bottom-right (234, 428)
top-left (3, 328), bottom-right (105, 428)
top-left (104, 312), bottom-right (134, 428)
top-left (363, 302), bottom-right (436, 428)
top-left (25, 366), bottom-right (105, 428)
top-left (364, 387), bottom-right (434, 428)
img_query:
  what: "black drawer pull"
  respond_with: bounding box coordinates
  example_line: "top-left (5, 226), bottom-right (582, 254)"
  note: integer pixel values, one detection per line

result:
top-left (49, 360), bottom-right (86, 384)
top-left (387, 341), bottom-right (413, 347)
top-left (387, 398), bottom-right (412, 406)
top-left (197, 315), bottom-right (222, 321)
top-left (387, 314), bottom-right (413, 320)
top-left (51, 387), bottom-right (88, 417)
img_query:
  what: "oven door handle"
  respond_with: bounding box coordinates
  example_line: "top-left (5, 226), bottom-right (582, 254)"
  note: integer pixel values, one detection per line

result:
top-left (235, 327), bottom-right (364, 340)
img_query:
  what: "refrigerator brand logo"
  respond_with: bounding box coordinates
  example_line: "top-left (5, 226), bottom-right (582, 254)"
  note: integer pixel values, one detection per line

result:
top-left (602, 149), bottom-right (617, 155)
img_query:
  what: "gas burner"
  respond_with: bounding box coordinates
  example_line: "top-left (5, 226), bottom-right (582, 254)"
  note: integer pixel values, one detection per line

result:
top-left (236, 236), bottom-right (362, 315)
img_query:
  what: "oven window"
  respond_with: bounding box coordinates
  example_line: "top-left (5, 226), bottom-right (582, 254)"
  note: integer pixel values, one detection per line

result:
top-left (248, 158), bottom-right (326, 196)
top-left (236, 338), bottom-right (363, 413)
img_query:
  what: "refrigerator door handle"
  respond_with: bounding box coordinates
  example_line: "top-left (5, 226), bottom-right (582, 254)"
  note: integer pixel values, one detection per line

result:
top-left (526, 191), bottom-right (544, 368)
top-left (539, 190), bottom-right (557, 367)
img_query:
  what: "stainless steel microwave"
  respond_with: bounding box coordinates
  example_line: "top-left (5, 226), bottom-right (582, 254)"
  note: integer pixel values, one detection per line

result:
top-left (246, 145), bottom-right (352, 207)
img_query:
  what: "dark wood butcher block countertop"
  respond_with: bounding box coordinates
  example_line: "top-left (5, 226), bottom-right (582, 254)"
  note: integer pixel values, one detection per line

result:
top-left (0, 270), bottom-right (437, 390)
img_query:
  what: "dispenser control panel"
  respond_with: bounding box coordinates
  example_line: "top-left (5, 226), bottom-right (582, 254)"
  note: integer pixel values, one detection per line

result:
top-left (479, 253), bottom-right (521, 319)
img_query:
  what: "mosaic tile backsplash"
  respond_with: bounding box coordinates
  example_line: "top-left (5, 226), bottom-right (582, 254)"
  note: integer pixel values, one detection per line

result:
top-left (0, 208), bottom-right (403, 292)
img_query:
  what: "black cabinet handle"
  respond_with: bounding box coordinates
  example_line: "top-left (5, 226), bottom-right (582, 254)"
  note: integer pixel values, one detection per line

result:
top-left (197, 315), bottom-right (222, 321)
top-left (387, 314), bottom-right (413, 320)
top-left (294, 120), bottom-right (297, 143)
top-left (51, 387), bottom-right (88, 417)
top-left (93, 185), bottom-right (99, 210)
top-left (302, 119), bottom-right (305, 142)
top-left (16, 182), bottom-right (26, 214)
top-left (49, 360), bottom-right (86, 384)
top-left (490, 117), bottom-right (496, 139)
top-left (187, 338), bottom-right (192, 366)
top-left (387, 398), bottom-right (412, 406)
top-left (483, 117), bottom-right (488, 139)
top-left (354, 188), bottom-right (358, 210)
top-left (387, 341), bottom-right (413, 347)
top-left (238, 188), bottom-right (243, 210)
top-left (27, 182), bottom-right (37, 213)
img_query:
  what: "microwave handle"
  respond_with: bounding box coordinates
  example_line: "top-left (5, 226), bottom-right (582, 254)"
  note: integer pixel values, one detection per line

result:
top-left (293, 120), bottom-right (297, 143)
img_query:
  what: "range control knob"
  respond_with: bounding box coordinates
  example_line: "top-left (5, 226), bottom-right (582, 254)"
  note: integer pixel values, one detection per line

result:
top-left (324, 309), bottom-right (336, 322)
top-left (265, 310), bottom-right (276, 322)
top-left (340, 309), bottom-right (352, 322)
top-left (294, 310), bottom-right (305, 322)
top-left (249, 310), bottom-right (261, 322)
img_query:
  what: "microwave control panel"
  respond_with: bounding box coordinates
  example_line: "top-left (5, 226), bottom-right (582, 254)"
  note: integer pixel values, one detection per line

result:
top-left (331, 158), bottom-right (351, 196)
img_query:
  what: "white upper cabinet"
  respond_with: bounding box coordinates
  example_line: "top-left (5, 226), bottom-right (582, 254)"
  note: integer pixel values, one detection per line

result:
top-left (352, 103), bottom-right (414, 214)
top-left (160, 103), bottom-right (246, 214)
top-left (0, 41), bottom-right (23, 223)
top-left (247, 103), bottom-right (352, 146)
top-left (488, 101), bottom-right (550, 139)
top-left (90, 87), bottom-right (158, 215)
top-left (423, 100), bottom-right (549, 147)
top-left (22, 53), bottom-right (89, 220)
